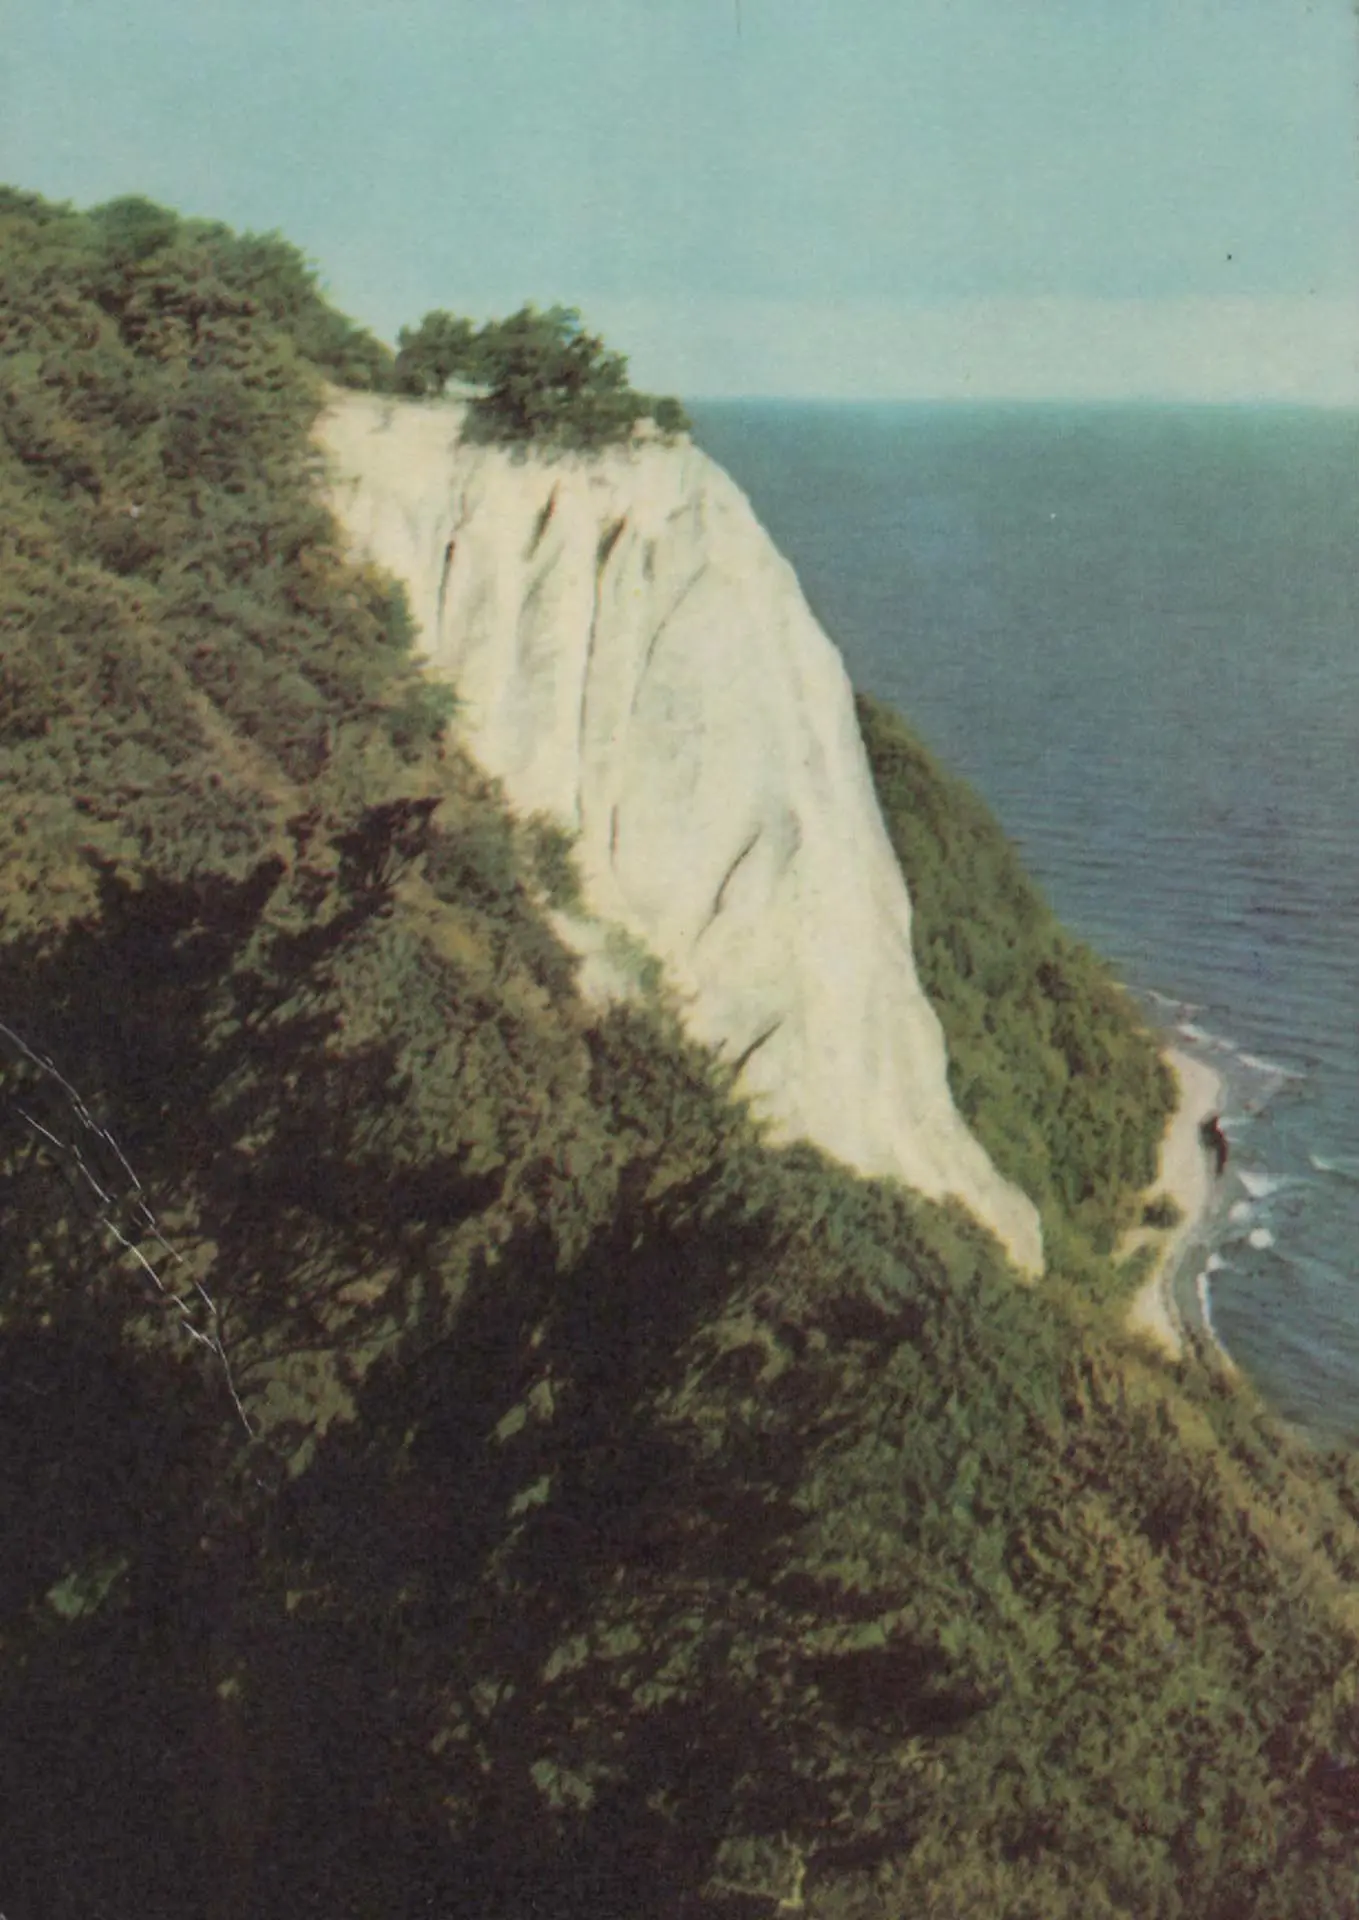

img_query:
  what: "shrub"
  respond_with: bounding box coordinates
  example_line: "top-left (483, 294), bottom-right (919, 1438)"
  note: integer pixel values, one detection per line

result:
top-left (382, 676), bottom-right (458, 756)
top-left (523, 814), bottom-right (584, 913)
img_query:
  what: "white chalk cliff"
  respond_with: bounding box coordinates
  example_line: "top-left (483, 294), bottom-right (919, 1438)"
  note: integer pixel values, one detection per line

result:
top-left (318, 391), bottom-right (1043, 1274)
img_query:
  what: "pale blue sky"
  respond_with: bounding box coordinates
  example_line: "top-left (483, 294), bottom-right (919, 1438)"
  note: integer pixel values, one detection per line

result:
top-left (4, 0), bottom-right (1358, 398)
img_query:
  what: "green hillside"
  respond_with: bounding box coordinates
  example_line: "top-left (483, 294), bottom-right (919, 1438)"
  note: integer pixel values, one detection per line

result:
top-left (5, 189), bottom-right (1359, 1920)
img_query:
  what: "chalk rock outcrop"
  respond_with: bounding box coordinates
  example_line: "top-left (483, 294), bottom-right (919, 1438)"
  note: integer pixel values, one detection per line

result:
top-left (318, 391), bottom-right (1043, 1274)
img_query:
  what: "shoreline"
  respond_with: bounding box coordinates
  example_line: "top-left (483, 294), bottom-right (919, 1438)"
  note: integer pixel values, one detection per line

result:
top-left (1124, 1047), bottom-right (1225, 1362)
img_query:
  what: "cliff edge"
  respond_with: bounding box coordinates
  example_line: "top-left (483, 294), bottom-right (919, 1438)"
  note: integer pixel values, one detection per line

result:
top-left (317, 391), bottom-right (1043, 1274)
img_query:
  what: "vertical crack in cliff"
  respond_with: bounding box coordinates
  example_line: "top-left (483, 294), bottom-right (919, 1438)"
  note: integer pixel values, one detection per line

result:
top-left (596, 515), bottom-right (627, 571)
top-left (526, 485), bottom-right (559, 558)
top-left (631, 563), bottom-right (709, 713)
top-left (730, 1017), bottom-right (783, 1078)
top-left (433, 487), bottom-right (474, 643)
top-left (695, 825), bottom-right (764, 945)
top-left (435, 532), bottom-right (457, 637)
top-left (576, 514), bottom-right (628, 833)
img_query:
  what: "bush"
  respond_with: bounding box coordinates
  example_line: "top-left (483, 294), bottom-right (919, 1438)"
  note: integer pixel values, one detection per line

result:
top-left (382, 676), bottom-right (458, 756)
top-left (523, 814), bottom-right (584, 913)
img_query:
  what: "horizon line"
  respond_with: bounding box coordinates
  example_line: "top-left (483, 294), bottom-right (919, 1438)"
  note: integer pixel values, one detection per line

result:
top-left (679, 392), bottom-right (1359, 411)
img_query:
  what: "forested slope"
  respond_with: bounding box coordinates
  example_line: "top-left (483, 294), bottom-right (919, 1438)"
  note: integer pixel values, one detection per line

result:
top-left (5, 189), bottom-right (1359, 1920)
top-left (857, 695), bottom-right (1175, 1256)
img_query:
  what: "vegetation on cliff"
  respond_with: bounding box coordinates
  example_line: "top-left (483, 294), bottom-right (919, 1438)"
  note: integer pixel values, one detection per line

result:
top-left (857, 694), bottom-right (1176, 1254)
top-left (6, 189), bottom-right (1359, 1920)
top-left (394, 302), bottom-right (691, 448)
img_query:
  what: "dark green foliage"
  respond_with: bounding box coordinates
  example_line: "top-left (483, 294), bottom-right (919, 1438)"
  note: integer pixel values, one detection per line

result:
top-left (393, 300), bottom-right (691, 449)
top-left (382, 674), bottom-right (460, 755)
top-left (78, 194), bottom-right (394, 389)
top-left (197, 226), bottom-right (394, 389)
top-left (393, 307), bottom-right (478, 396)
top-left (523, 814), bottom-right (586, 913)
top-left (466, 304), bottom-right (647, 449)
top-left (5, 183), bottom-right (1359, 1920)
top-left (1143, 1192), bottom-right (1184, 1229)
top-left (857, 692), bottom-right (1174, 1248)
top-left (87, 193), bottom-right (182, 263)
top-left (0, 188), bottom-right (438, 929)
top-left (650, 394), bottom-right (690, 435)
top-left (12, 841), bottom-right (1359, 1918)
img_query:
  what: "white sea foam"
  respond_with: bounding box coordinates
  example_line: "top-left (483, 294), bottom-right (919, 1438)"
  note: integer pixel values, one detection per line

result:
top-left (1238, 1169), bottom-right (1286, 1201)
top-left (1159, 1007), bottom-right (1301, 1106)
top-left (1195, 1266), bottom-right (1234, 1369)
top-left (1206, 1253), bottom-right (1226, 1274)
top-left (1238, 1051), bottom-right (1303, 1081)
top-left (1228, 1200), bottom-right (1254, 1226)
top-left (1147, 988), bottom-right (1202, 1020)
top-left (1248, 1227), bottom-right (1275, 1251)
top-left (1311, 1152), bottom-right (1359, 1186)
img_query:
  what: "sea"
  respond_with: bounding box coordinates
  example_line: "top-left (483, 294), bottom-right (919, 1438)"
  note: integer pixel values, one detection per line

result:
top-left (689, 400), bottom-right (1359, 1446)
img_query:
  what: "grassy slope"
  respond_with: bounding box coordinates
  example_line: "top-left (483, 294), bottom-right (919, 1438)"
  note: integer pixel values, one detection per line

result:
top-left (5, 189), bottom-right (1359, 1920)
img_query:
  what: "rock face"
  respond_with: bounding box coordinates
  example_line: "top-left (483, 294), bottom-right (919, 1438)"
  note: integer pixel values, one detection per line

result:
top-left (318, 391), bottom-right (1043, 1274)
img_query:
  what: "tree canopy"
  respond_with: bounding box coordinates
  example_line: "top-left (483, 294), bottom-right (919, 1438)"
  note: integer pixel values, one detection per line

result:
top-left (395, 301), bottom-right (691, 448)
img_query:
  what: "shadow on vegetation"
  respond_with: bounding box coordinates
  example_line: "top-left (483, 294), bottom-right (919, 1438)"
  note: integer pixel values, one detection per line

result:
top-left (0, 835), bottom-right (990, 1917)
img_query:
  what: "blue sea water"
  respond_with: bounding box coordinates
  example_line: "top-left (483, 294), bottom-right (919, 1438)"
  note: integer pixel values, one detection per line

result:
top-left (689, 400), bottom-right (1359, 1444)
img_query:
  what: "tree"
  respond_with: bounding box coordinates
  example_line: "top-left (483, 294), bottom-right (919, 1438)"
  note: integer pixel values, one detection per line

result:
top-left (650, 396), bottom-right (689, 435)
top-left (473, 304), bottom-right (622, 444)
top-left (390, 302), bottom-right (690, 448)
top-left (393, 310), bottom-right (479, 397)
top-left (467, 304), bottom-right (677, 450)
top-left (85, 195), bottom-right (180, 264)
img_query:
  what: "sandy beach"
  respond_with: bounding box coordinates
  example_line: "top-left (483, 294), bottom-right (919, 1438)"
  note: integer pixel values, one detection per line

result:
top-left (1124, 1048), bottom-right (1224, 1361)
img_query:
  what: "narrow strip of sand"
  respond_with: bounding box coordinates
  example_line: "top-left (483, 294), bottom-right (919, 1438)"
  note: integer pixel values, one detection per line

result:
top-left (1124, 1048), bottom-right (1223, 1360)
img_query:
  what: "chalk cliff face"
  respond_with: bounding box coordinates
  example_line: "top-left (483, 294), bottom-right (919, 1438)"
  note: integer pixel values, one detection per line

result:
top-left (318, 391), bottom-right (1043, 1274)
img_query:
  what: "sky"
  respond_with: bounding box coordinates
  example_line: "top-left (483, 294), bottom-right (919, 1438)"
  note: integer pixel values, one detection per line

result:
top-left (3, 0), bottom-right (1358, 400)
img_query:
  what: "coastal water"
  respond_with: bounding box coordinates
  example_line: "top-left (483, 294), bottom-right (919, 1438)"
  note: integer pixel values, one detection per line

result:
top-left (690, 400), bottom-right (1359, 1444)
